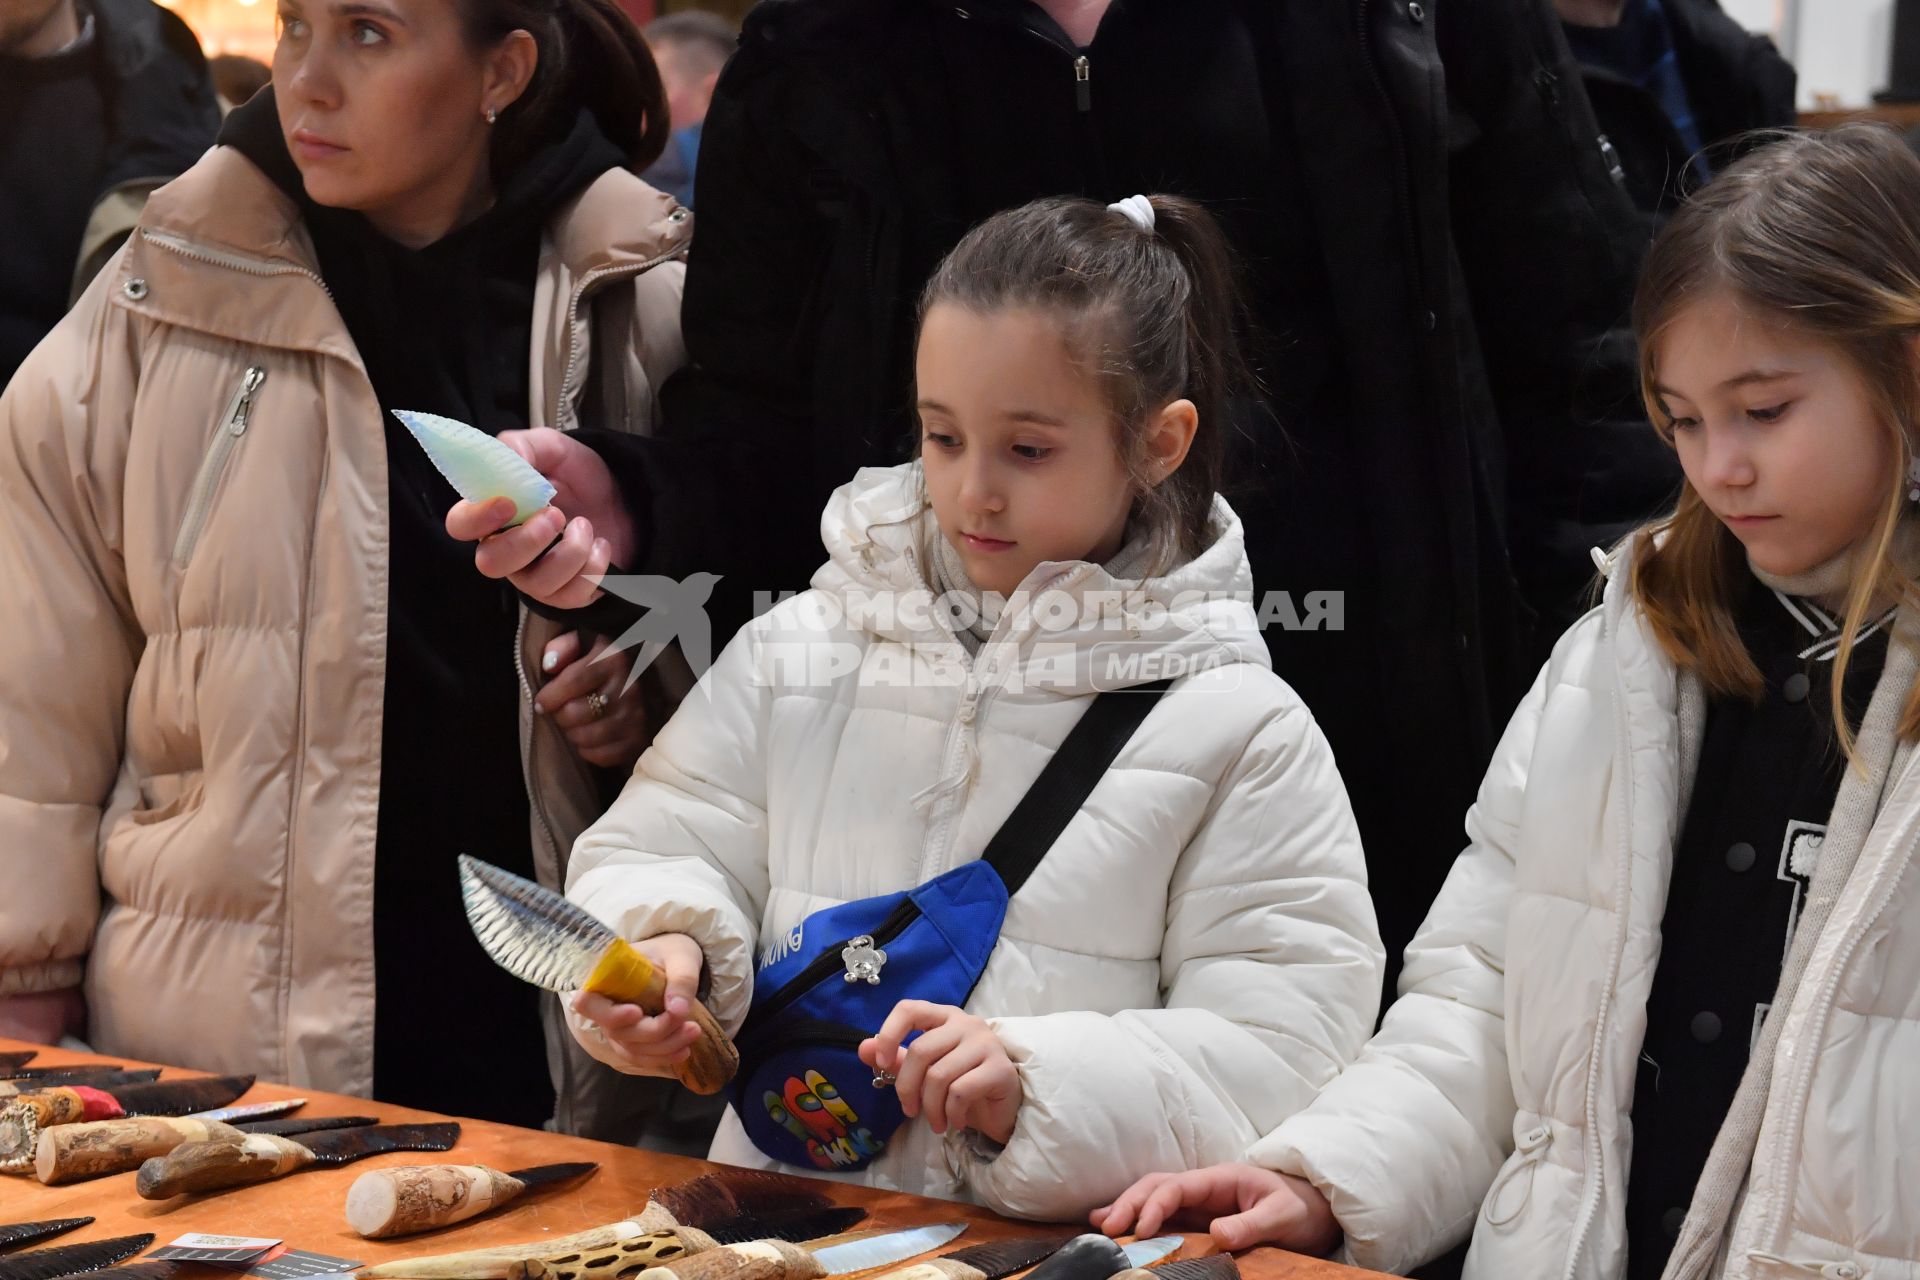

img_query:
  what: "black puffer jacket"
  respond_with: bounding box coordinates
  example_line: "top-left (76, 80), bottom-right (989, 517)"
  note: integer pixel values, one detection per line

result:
top-left (610, 0), bottom-right (1658, 980)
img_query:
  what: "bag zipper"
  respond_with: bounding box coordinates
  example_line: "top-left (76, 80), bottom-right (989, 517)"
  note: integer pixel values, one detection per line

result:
top-left (741, 897), bottom-right (924, 1036)
top-left (736, 1019), bottom-right (872, 1083)
top-left (173, 366), bottom-right (267, 567)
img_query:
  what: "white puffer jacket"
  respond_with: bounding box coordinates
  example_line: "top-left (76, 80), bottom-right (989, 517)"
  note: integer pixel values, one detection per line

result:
top-left (1254, 534), bottom-right (1920, 1280)
top-left (568, 463), bottom-right (1383, 1219)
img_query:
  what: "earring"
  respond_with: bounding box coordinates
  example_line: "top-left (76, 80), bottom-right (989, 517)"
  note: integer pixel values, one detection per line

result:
top-left (1908, 454), bottom-right (1920, 503)
top-left (484, 106), bottom-right (498, 124)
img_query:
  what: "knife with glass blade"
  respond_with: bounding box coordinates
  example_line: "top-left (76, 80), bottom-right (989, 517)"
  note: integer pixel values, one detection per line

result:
top-left (864, 1233), bottom-right (1077, 1280)
top-left (0, 1224), bottom-right (91, 1255)
top-left (347, 1161), bottom-right (600, 1238)
top-left (0, 1236), bottom-right (153, 1280)
top-left (136, 1121), bottom-right (460, 1198)
top-left (457, 855), bottom-right (738, 1094)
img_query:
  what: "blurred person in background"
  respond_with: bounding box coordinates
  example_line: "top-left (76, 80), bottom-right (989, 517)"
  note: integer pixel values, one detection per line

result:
top-left (640, 9), bottom-right (732, 206)
top-left (1558, 0), bottom-right (1795, 227)
top-left (0, 0), bottom-right (218, 387)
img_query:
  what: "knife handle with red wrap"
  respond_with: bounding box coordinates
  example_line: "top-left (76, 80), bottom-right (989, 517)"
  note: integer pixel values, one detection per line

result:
top-left (12, 1087), bottom-right (126, 1127)
top-left (136, 1134), bottom-right (313, 1198)
top-left (585, 938), bottom-right (738, 1095)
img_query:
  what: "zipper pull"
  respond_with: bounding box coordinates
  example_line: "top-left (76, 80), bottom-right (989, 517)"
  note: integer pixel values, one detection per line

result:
top-left (1074, 55), bottom-right (1090, 112)
top-left (230, 366), bottom-right (266, 436)
top-left (841, 935), bottom-right (887, 985)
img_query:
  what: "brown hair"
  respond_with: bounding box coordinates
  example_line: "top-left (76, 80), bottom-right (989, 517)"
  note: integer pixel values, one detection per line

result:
top-left (1630, 123), bottom-right (1920, 751)
top-left (462, 0), bottom-right (670, 174)
top-left (917, 194), bottom-right (1253, 564)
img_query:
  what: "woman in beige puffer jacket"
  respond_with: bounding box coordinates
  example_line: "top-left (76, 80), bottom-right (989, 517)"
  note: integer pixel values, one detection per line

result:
top-left (0, 0), bottom-right (689, 1138)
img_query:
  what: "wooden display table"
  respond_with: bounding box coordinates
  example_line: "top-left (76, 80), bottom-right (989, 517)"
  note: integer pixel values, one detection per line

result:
top-left (0, 1041), bottom-right (1373, 1279)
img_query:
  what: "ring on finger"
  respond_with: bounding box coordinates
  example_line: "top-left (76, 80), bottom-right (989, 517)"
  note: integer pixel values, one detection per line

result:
top-left (586, 691), bottom-right (609, 720)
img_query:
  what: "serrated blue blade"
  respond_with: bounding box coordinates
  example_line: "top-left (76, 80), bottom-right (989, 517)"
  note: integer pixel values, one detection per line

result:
top-left (1120, 1237), bottom-right (1183, 1269)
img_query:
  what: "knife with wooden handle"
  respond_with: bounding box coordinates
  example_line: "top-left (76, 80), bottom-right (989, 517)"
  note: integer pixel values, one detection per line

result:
top-left (137, 1123), bottom-right (458, 1199)
top-left (458, 855), bottom-right (737, 1095)
top-left (36, 1113), bottom-right (375, 1185)
top-left (346, 1163), bottom-right (598, 1238)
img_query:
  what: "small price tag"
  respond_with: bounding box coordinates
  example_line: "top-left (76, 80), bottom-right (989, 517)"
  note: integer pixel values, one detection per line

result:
top-left (151, 1236), bottom-right (284, 1268)
top-left (247, 1250), bottom-right (365, 1280)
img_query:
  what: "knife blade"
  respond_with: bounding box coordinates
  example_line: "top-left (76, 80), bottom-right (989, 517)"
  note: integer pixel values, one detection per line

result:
top-left (62, 1263), bottom-right (184, 1280)
top-left (347, 1161), bottom-right (600, 1238)
top-left (806, 1225), bottom-right (969, 1278)
top-left (108, 1074), bottom-right (255, 1117)
top-left (0, 1063), bottom-right (123, 1080)
top-left (238, 1114), bottom-right (377, 1136)
top-left (0, 1053), bottom-right (35, 1073)
top-left (0, 1223), bottom-right (91, 1255)
top-left (696, 1208), bottom-right (867, 1248)
top-left (457, 855), bottom-right (738, 1095)
top-left (865, 1233), bottom-right (1076, 1280)
top-left (1118, 1240), bottom-right (1181, 1269)
top-left (136, 1121), bottom-right (460, 1198)
top-left (1111, 1255), bottom-right (1236, 1280)
top-left (0, 1236), bottom-right (154, 1280)
top-left (0, 1069), bottom-right (157, 1094)
top-left (187, 1097), bottom-right (308, 1125)
top-left (648, 1171), bottom-right (836, 1226)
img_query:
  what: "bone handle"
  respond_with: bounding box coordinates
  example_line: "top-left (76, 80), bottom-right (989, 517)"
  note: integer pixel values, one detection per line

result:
top-left (36, 1117), bottom-right (242, 1185)
top-left (347, 1165), bottom-right (525, 1238)
top-left (870, 1262), bottom-right (982, 1280)
top-left (643, 1240), bottom-right (826, 1280)
top-left (137, 1133), bottom-right (312, 1198)
top-left (506, 1230), bottom-right (726, 1280)
top-left (584, 938), bottom-right (740, 1095)
top-left (361, 1225), bottom-right (715, 1280)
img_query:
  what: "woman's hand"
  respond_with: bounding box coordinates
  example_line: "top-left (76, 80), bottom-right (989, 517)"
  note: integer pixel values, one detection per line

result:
top-left (569, 933), bottom-right (705, 1072)
top-left (445, 429), bottom-right (637, 610)
top-left (0, 988), bottom-right (85, 1044)
top-left (859, 1000), bottom-right (1022, 1144)
top-left (1091, 1164), bottom-right (1340, 1255)
top-left (536, 631), bottom-right (651, 768)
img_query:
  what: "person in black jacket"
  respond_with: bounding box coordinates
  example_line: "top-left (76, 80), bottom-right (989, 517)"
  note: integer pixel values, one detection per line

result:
top-left (1559, 0), bottom-right (1797, 226)
top-left (0, 0), bottom-right (219, 387)
top-left (464, 0), bottom-right (1668, 994)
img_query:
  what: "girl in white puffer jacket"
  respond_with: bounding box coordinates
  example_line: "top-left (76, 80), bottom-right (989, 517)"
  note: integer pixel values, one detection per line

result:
top-left (1098, 127), bottom-right (1920, 1280)
top-left (552, 193), bottom-right (1384, 1217)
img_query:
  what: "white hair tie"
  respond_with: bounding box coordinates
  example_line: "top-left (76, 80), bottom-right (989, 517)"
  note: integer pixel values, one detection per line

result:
top-left (1107, 194), bottom-right (1155, 233)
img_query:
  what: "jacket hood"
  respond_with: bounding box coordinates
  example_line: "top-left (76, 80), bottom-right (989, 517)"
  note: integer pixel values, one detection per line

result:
top-left (810, 462), bottom-right (1272, 692)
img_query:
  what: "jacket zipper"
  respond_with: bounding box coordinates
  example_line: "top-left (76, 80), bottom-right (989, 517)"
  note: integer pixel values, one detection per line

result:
top-left (1074, 55), bottom-right (1091, 111)
top-left (173, 366), bottom-right (267, 567)
top-left (550, 250), bottom-right (685, 431)
top-left (742, 898), bottom-right (924, 1034)
top-left (1560, 600), bottom-right (1643, 1280)
top-left (1759, 745), bottom-right (1920, 1257)
top-left (140, 230), bottom-right (335, 301)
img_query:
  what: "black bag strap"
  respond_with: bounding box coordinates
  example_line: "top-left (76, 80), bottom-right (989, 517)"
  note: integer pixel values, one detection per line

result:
top-left (980, 678), bottom-right (1175, 898)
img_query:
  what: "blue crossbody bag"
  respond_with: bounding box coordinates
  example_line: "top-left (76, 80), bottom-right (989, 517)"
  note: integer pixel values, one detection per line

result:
top-left (727, 679), bottom-right (1173, 1171)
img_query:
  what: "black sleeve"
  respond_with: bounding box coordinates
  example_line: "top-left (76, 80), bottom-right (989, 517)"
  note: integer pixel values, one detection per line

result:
top-left (584, 23), bottom-right (846, 643)
top-left (1437, 0), bottom-right (1682, 638)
